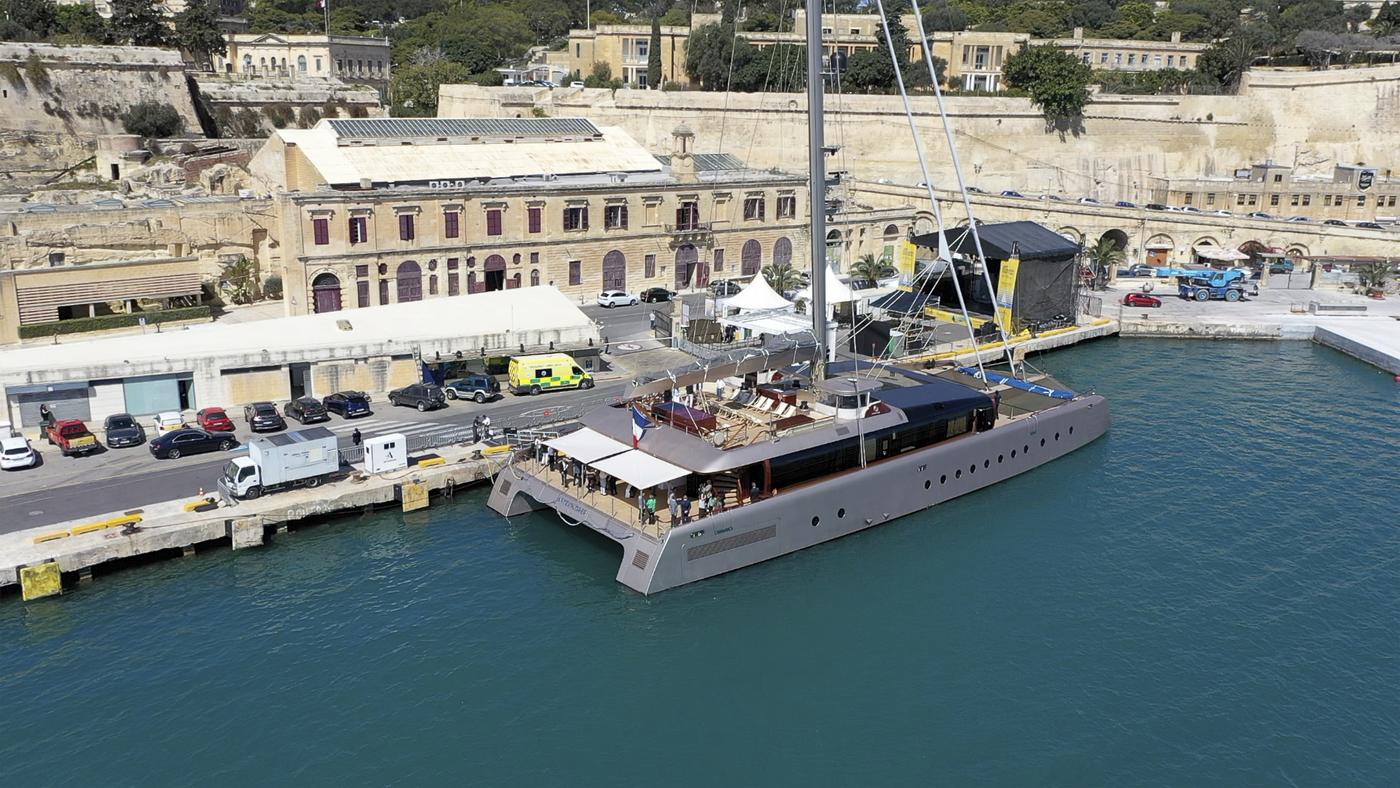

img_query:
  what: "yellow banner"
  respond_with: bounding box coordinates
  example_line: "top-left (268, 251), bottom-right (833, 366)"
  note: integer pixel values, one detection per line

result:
top-left (896, 240), bottom-right (918, 285)
top-left (994, 256), bottom-right (1021, 331)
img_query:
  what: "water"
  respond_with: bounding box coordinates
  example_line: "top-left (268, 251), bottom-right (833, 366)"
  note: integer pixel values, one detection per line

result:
top-left (2, 339), bottom-right (1398, 786)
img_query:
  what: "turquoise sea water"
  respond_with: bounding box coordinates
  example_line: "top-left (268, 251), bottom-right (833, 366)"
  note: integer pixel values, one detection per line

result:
top-left (2, 339), bottom-right (1398, 786)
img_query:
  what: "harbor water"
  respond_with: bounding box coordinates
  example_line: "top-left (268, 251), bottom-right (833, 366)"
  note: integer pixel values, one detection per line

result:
top-left (2, 339), bottom-right (1397, 785)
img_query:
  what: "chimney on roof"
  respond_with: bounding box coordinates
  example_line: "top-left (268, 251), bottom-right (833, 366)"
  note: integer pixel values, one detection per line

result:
top-left (671, 123), bottom-right (697, 183)
top-left (1072, 27), bottom-right (1083, 40)
top-left (1171, 31), bottom-right (1182, 44)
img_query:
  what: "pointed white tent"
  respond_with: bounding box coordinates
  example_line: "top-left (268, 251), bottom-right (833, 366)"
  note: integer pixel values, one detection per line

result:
top-left (796, 264), bottom-right (855, 303)
top-left (720, 271), bottom-right (793, 311)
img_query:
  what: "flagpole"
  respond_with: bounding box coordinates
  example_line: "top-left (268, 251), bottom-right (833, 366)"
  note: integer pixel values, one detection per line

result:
top-left (324, 0), bottom-right (330, 36)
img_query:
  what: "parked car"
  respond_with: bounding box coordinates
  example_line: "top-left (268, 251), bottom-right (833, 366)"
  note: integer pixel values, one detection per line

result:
top-left (1355, 221), bottom-right (1384, 229)
top-left (1000, 190), bottom-right (1025, 198)
top-left (284, 396), bottom-right (330, 424)
top-left (1323, 218), bottom-right (1348, 226)
top-left (966, 186), bottom-right (986, 193)
top-left (244, 401), bottom-right (287, 432)
top-left (1181, 206), bottom-right (1202, 213)
top-left (445, 373), bottom-right (502, 403)
top-left (1287, 215), bottom-right (1311, 223)
top-left (1211, 209), bottom-right (1233, 217)
top-left (322, 391), bottom-right (372, 418)
top-left (103, 413), bottom-right (146, 448)
top-left (569, 81), bottom-right (585, 88)
top-left (710, 280), bottom-right (742, 297)
top-left (153, 411), bottom-right (185, 435)
top-left (197, 407), bottom-right (236, 432)
top-left (387, 383), bottom-right (447, 412)
top-left (1145, 203), bottom-right (1170, 211)
top-left (45, 419), bottom-right (99, 457)
top-left (640, 287), bottom-right (675, 303)
top-left (1077, 196), bottom-right (1101, 204)
top-left (1115, 200), bottom-right (1137, 208)
top-left (1040, 194), bottom-right (1065, 202)
top-left (1245, 211), bottom-right (1276, 220)
top-left (596, 290), bottom-right (639, 308)
top-left (0, 436), bottom-right (37, 470)
top-left (149, 428), bottom-right (238, 460)
top-left (1123, 292), bottom-right (1163, 308)
top-left (1268, 260), bottom-right (1296, 274)
top-left (1121, 264), bottom-right (1158, 277)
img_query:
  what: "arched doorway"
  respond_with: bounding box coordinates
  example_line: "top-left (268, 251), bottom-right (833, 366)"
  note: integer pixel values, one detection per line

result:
top-left (311, 272), bottom-right (342, 313)
top-left (1057, 227), bottom-right (1083, 244)
top-left (602, 250), bottom-right (626, 291)
top-left (1237, 240), bottom-right (1268, 268)
top-left (675, 244), bottom-right (698, 289)
top-left (825, 229), bottom-right (842, 268)
top-left (1098, 229), bottom-right (1130, 252)
top-left (881, 224), bottom-right (900, 262)
top-left (773, 237), bottom-right (793, 267)
top-left (484, 254), bottom-right (506, 291)
top-left (395, 262), bottom-right (421, 303)
top-left (741, 239), bottom-right (761, 277)
top-left (1144, 234), bottom-right (1174, 266)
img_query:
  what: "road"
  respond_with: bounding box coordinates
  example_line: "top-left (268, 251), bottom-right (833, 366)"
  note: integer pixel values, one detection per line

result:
top-left (0, 300), bottom-right (670, 532)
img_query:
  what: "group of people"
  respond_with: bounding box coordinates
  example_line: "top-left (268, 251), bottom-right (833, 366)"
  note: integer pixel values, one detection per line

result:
top-left (662, 482), bottom-right (725, 526)
top-left (472, 414), bottom-right (493, 443)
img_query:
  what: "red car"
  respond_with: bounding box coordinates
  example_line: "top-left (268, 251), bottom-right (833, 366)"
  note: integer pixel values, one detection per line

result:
top-left (1123, 292), bottom-right (1162, 308)
top-left (196, 407), bottom-right (236, 432)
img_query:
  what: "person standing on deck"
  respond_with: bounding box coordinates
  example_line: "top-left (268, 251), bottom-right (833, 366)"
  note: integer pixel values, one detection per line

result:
top-left (645, 492), bottom-right (658, 524)
top-left (668, 490), bottom-right (679, 522)
top-left (679, 495), bottom-right (692, 524)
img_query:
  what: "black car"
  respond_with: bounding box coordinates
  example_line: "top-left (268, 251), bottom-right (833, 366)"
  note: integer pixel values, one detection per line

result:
top-left (1323, 219), bottom-right (1348, 226)
top-left (1355, 221), bottom-right (1384, 230)
top-left (640, 287), bottom-right (675, 303)
top-left (1115, 200), bottom-right (1137, 208)
top-left (103, 412), bottom-right (146, 448)
top-left (710, 280), bottom-right (742, 297)
top-left (149, 428), bottom-right (238, 460)
top-left (445, 374), bottom-right (501, 403)
top-left (284, 396), bottom-right (330, 424)
top-left (387, 383), bottom-right (447, 411)
top-left (1145, 203), bottom-right (1169, 211)
top-left (244, 401), bottom-right (286, 432)
top-left (323, 390), bottom-right (372, 418)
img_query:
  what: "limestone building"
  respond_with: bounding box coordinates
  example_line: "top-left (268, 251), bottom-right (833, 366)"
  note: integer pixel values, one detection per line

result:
top-left (214, 33), bottom-right (391, 87)
top-left (248, 117), bottom-right (907, 317)
top-left (1154, 163), bottom-right (1400, 222)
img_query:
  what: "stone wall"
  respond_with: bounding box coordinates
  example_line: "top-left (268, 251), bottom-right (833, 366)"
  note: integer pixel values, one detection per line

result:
top-left (440, 65), bottom-right (1400, 203)
top-left (193, 75), bottom-right (384, 138)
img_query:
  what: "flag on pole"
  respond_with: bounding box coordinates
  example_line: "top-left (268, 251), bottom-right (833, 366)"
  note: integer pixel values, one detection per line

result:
top-left (630, 405), bottom-right (654, 448)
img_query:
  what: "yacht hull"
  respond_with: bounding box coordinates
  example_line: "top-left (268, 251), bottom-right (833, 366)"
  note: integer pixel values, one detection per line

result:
top-left (489, 395), bottom-right (1108, 594)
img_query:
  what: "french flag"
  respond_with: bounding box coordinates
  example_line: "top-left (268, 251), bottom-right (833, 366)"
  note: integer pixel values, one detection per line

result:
top-left (631, 405), bottom-right (654, 448)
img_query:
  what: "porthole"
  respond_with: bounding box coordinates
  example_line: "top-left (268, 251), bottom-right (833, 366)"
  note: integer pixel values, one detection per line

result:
top-left (940, 474), bottom-right (947, 484)
top-left (955, 469), bottom-right (962, 479)
top-left (811, 516), bottom-right (820, 526)
top-left (1069, 426), bottom-right (1074, 435)
top-left (1024, 444), bottom-right (1029, 453)
top-left (998, 454), bottom-right (1004, 464)
top-left (837, 507), bottom-right (846, 518)
top-left (923, 480), bottom-right (931, 490)
top-left (1011, 449), bottom-right (1017, 458)
top-left (984, 459), bottom-right (990, 469)
top-left (1040, 438), bottom-right (1046, 447)
top-left (969, 464), bottom-right (976, 474)
top-left (1055, 432), bottom-right (1060, 441)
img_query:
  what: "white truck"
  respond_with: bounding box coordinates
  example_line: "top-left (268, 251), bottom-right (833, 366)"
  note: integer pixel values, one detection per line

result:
top-left (218, 427), bottom-right (341, 502)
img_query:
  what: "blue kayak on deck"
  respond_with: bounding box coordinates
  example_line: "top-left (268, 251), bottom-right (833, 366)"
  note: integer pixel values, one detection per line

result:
top-left (955, 367), bottom-right (1076, 399)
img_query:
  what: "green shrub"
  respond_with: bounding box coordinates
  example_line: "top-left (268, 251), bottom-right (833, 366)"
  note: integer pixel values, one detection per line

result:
top-left (0, 62), bottom-right (23, 89)
top-left (261, 101), bottom-right (295, 128)
top-left (18, 306), bottom-right (212, 339)
top-left (24, 53), bottom-right (50, 92)
top-left (121, 101), bottom-right (185, 138)
top-left (263, 274), bottom-right (283, 299)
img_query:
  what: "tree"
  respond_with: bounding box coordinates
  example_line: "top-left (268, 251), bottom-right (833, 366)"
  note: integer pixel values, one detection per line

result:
top-left (121, 101), bottom-right (185, 138)
top-left (921, 0), bottom-right (967, 32)
top-left (391, 60), bottom-right (469, 116)
top-left (1197, 23), bottom-right (1277, 92)
top-left (685, 22), bottom-right (755, 90)
top-left (850, 253), bottom-right (896, 287)
top-left (53, 4), bottom-right (108, 44)
top-left (584, 60), bottom-right (622, 88)
top-left (1354, 260), bottom-right (1392, 293)
top-left (110, 0), bottom-right (170, 46)
top-left (174, 0), bottom-right (227, 70)
top-left (218, 255), bottom-right (259, 305)
top-left (6, 0), bottom-right (57, 37)
top-left (1085, 236), bottom-right (1126, 282)
top-left (1002, 45), bottom-right (1093, 130)
top-left (762, 261), bottom-right (804, 294)
top-left (1374, 1), bottom-right (1400, 35)
top-left (647, 16), bottom-right (662, 88)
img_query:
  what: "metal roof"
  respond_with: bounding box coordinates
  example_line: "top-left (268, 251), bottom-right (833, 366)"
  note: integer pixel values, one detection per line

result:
top-left (654, 153), bottom-right (747, 172)
top-left (325, 117), bottom-right (602, 140)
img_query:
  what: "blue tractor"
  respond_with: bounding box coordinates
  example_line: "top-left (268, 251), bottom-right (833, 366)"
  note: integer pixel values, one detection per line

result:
top-left (1156, 267), bottom-right (1249, 302)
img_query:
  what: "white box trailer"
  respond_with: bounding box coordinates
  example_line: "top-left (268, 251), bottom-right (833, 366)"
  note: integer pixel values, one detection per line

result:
top-left (218, 427), bottom-right (341, 501)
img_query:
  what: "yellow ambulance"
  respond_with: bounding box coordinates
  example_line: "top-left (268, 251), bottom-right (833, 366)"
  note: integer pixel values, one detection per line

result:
top-left (508, 353), bottom-right (594, 395)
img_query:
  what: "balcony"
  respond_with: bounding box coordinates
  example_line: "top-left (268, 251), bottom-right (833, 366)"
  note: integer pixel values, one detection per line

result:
top-left (664, 222), bottom-right (714, 247)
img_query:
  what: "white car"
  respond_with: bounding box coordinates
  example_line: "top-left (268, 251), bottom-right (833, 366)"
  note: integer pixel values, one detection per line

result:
top-left (596, 290), bottom-right (638, 308)
top-left (569, 81), bottom-right (585, 88)
top-left (0, 436), bottom-right (37, 470)
top-left (154, 411), bottom-right (185, 435)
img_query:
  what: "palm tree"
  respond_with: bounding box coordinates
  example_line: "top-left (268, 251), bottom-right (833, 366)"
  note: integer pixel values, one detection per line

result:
top-left (1085, 236), bottom-right (1125, 287)
top-left (762, 262), bottom-right (804, 295)
top-left (849, 253), bottom-right (896, 287)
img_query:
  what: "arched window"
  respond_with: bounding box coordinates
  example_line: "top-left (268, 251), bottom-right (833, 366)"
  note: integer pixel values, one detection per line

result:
top-left (396, 260), bottom-right (422, 302)
top-left (530, 269), bottom-right (540, 287)
top-left (483, 254), bottom-right (507, 291)
top-left (297, 55), bottom-right (307, 73)
top-left (773, 237), bottom-right (793, 267)
top-left (311, 272), bottom-right (342, 313)
top-left (243, 54), bottom-right (253, 73)
top-left (741, 239), bottom-right (761, 276)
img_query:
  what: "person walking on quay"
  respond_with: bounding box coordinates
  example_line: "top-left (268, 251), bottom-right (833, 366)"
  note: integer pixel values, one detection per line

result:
top-left (481, 415), bottom-right (492, 440)
top-left (679, 494), bottom-right (692, 525)
top-left (472, 415), bottom-right (482, 443)
top-left (351, 428), bottom-right (362, 446)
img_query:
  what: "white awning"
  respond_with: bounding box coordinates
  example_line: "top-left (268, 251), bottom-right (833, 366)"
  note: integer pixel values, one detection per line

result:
top-left (591, 450), bottom-right (689, 490)
top-left (1193, 245), bottom-right (1250, 261)
top-left (544, 428), bottom-right (630, 463)
top-left (720, 273), bottom-right (793, 311)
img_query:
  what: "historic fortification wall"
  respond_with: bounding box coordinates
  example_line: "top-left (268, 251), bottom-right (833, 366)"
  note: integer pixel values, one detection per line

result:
top-left (193, 75), bottom-right (385, 137)
top-left (439, 65), bottom-right (1400, 202)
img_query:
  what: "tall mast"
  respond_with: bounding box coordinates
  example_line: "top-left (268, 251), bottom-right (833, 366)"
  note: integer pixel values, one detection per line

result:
top-left (805, 4), bottom-right (827, 375)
